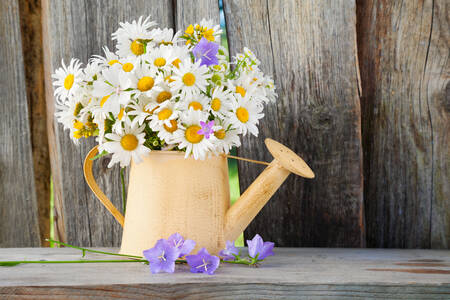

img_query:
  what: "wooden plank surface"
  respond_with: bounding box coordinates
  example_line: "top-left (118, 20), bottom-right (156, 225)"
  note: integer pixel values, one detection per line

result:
top-left (175, 0), bottom-right (220, 30)
top-left (224, 0), bottom-right (364, 247)
top-left (0, 0), bottom-right (40, 247)
top-left (18, 0), bottom-right (51, 247)
top-left (42, 0), bottom-right (174, 246)
top-left (0, 248), bottom-right (449, 299)
top-left (357, 0), bottom-right (449, 248)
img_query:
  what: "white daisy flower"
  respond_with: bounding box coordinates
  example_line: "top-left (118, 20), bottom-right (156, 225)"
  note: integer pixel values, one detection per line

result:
top-left (128, 64), bottom-right (162, 98)
top-left (148, 100), bottom-right (179, 130)
top-left (228, 94), bottom-right (264, 136)
top-left (52, 58), bottom-right (83, 104)
top-left (170, 45), bottom-right (190, 69)
top-left (82, 61), bottom-right (102, 83)
top-left (170, 59), bottom-right (211, 97)
top-left (145, 45), bottom-right (177, 70)
top-left (176, 93), bottom-right (210, 113)
top-left (102, 121), bottom-right (149, 168)
top-left (90, 46), bottom-right (120, 68)
top-left (127, 96), bottom-right (153, 126)
top-left (172, 109), bottom-right (214, 160)
top-left (112, 16), bottom-right (157, 57)
top-left (212, 123), bottom-right (241, 154)
top-left (92, 65), bottom-right (132, 115)
top-left (119, 56), bottom-right (140, 73)
top-left (147, 79), bottom-right (174, 105)
top-left (209, 86), bottom-right (232, 117)
top-left (156, 117), bottom-right (179, 144)
top-left (152, 28), bottom-right (182, 46)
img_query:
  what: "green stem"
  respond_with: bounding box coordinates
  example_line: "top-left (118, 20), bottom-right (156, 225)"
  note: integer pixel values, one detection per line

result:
top-left (46, 239), bottom-right (142, 259)
top-left (120, 167), bottom-right (126, 214)
top-left (221, 258), bottom-right (255, 266)
top-left (0, 259), bottom-right (147, 267)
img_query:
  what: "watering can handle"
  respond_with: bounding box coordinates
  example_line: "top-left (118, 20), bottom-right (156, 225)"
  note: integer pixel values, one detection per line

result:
top-left (83, 146), bottom-right (125, 227)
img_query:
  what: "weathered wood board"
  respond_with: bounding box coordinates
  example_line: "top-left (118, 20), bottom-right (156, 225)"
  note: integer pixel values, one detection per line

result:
top-left (224, 0), bottom-right (364, 247)
top-left (0, 0), bottom-right (40, 247)
top-left (175, 0), bottom-right (220, 30)
top-left (357, 0), bottom-right (449, 248)
top-left (0, 247), bottom-right (449, 299)
top-left (42, 0), bottom-right (174, 246)
top-left (18, 0), bottom-right (50, 247)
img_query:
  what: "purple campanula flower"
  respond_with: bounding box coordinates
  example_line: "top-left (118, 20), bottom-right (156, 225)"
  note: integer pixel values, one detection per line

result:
top-left (186, 248), bottom-right (220, 275)
top-left (143, 239), bottom-right (178, 274)
top-left (197, 120), bottom-right (214, 139)
top-left (192, 37), bottom-right (219, 67)
top-left (247, 234), bottom-right (274, 261)
top-left (167, 233), bottom-right (196, 258)
top-left (219, 240), bottom-right (239, 261)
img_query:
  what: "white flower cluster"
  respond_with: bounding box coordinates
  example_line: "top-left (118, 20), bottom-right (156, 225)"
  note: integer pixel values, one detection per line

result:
top-left (52, 16), bottom-right (277, 167)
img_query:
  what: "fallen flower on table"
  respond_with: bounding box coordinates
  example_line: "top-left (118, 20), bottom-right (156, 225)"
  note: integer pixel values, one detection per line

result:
top-left (219, 240), bottom-right (240, 261)
top-left (167, 232), bottom-right (196, 258)
top-left (247, 234), bottom-right (275, 262)
top-left (186, 248), bottom-right (220, 275)
top-left (143, 239), bottom-right (178, 274)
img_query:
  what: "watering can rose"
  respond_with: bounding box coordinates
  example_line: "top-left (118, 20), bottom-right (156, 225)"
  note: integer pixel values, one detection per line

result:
top-left (52, 16), bottom-right (277, 166)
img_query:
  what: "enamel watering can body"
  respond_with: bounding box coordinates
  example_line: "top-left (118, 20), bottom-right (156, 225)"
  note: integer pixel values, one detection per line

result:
top-left (84, 139), bottom-right (314, 256)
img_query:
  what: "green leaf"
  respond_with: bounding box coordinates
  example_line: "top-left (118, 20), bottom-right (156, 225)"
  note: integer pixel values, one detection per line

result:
top-left (90, 150), bottom-right (109, 161)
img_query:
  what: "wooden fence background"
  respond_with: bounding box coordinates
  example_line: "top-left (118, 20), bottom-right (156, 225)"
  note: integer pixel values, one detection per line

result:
top-left (0, 0), bottom-right (448, 249)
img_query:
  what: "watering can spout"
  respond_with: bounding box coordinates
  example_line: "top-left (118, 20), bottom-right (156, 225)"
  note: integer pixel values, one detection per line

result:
top-left (224, 138), bottom-right (314, 242)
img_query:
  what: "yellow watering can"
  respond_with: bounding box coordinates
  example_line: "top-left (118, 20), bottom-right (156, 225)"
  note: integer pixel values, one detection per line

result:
top-left (84, 138), bottom-right (314, 256)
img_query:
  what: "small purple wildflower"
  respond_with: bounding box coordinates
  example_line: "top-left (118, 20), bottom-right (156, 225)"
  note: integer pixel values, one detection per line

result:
top-left (192, 37), bottom-right (219, 67)
top-left (197, 120), bottom-right (215, 139)
top-left (247, 234), bottom-right (274, 261)
top-left (143, 239), bottom-right (178, 274)
top-left (167, 233), bottom-right (196, 258)
top-left (219, 241), bottom-right (239, 261)
top-left (186, 248), bottom-right (220, 275)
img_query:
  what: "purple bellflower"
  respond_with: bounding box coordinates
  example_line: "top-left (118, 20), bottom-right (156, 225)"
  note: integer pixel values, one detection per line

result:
top-left (192, 37), bottom-right (219, 67)
top-left (247, 234), bottom-right (275, 261)
top-left (167, 233), bottom-right (196, 258)
top-left (219, 241), bottom-right (240, 261)
top-left (143, 239), bottom-right (178, 274)
top-left (186, 248), bottom-right (220, 275)
top-left (197, 120), bottom-right (215, 139)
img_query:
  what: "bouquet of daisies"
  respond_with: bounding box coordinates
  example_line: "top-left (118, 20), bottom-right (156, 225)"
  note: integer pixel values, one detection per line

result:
top-left (52, 16), bottom-right (277, 167)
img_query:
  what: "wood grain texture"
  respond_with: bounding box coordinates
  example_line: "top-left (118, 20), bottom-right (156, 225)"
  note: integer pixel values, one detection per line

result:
top-left (175, 0), bottom-right (220, 31)
top-left (0, 0), bottom-right (40, 247)
top-left (1, 248), bottom-right (449, 299)
top-left (41, 0), bottom-right (174, 247)
top-left (224, 0), bottom-right (364, 247)
top-left (357, 0), bottom-right (450, 248)
top-left (18, 0), bottom-right (51, 247)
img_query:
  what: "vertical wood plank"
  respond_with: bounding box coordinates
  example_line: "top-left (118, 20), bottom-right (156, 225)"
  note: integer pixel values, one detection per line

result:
top-left (357, 0), bottom-right (449, 248)
top-left (0, 0), bottom-right (40, 247)
top-left (224, 0), bottom-right (364, 247)
top-left (18, 0), bottom-right (51, 247)
top-left (175, 0), bottom-right (220, 30)
top-left (42, 0), bottom-right (174, 246)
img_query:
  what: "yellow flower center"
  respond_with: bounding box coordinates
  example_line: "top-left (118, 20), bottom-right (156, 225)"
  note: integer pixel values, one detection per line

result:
top-left (163, 119), bottom-right (178, 133)
top-left (236, 107), bottom-right (249, 123)
top-left (158, 108), bottom-right (172, 120)
top-left (100, 95), bottom-right (110, 107)
top-left (154, 57), bottom-right (166, 67)
top-left (64, 74), bottom-right (74, 90)
top-left (120, 134), bottom-right (138, 151)
top-left (214, 129), bottom-right (226, 140)
top-left (122, 63), bottom-right (134, 72)
top-left (185, 125), bottom-right (203, 144)
top-left (130, 40), bottom-right (145, 56)
top-left (235, 86), bottom-right (246, 97)
top-left (211, 98), bottom-right (221, 111)
top-left (172, 58), bottom-right (181, 68)
top-left (118, 108), bottom-right (124, 120)
top-left (108, 59), bottom-right (119, 66)
top-left (137, 76), bottom-right (154, 92)
top-left (156, 91), bottom-right (172, 103)
top-left (182, 72), bottom-right (196, 86)
top-left (165, 76), bottom-right (175, 83)
top-left (188, 101), bottom-right (203, 111)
